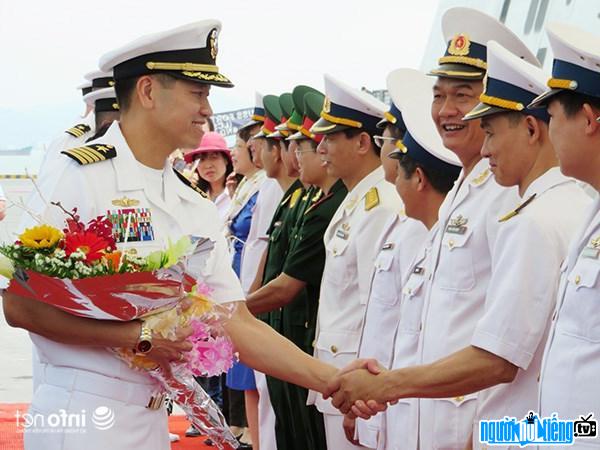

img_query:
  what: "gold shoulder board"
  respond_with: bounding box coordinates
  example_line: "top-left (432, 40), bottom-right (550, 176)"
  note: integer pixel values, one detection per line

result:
top-left (173, 169), bottom-right (208, 198)
top-left (61, 144), bottom-right (116, 165)
top-left (65, 123), bottom-right (92, 138)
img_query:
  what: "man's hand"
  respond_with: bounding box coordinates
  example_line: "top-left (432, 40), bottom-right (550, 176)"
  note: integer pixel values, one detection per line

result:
top-left (331, 368), bottom-right (389, 415)
top-left (323, 358), bottom-right (382, 399)
top-left (145, 325), bottom-right (193, 377)
top-left (342, 415), bottom-right (359, 445)
top-left (350, 399), bottom-right (389, 420)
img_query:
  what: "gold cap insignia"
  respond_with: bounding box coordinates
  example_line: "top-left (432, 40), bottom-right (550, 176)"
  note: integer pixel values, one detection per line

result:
top-left (112, 196), bottom-right (140, 207)
top-left (210, 28), bottom-right (218, 60)
top-left (448, 33), bottom-right (471, 57)
top-left (323, 97), bottom-right (331, 114)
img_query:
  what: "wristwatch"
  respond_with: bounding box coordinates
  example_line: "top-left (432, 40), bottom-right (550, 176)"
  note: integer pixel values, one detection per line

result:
top-left (135, 322), bottom-right (153, 354)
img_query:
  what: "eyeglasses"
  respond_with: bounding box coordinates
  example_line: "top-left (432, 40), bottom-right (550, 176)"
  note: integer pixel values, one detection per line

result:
top-left (373, 135), bottom-right (400, 149)
top-left (294, 149), bottom-right (315, 156)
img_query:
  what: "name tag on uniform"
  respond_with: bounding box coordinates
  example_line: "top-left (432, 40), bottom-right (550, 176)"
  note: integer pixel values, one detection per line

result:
top-left (336, 229), bottom-right (349, 240)
top-left (107, 207), bottom-right (154, 243)
top-left (582, 246), bottom-right (600, 259)
top-left (446, 215), bottom-right (468, 235)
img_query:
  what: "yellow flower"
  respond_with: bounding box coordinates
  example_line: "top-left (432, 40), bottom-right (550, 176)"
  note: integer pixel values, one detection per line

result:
top-left (19, 225), bottom-right (63, 249)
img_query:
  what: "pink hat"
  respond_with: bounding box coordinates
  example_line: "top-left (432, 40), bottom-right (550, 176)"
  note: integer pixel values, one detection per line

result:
top-left (184, 132), bottom-right (232, 163)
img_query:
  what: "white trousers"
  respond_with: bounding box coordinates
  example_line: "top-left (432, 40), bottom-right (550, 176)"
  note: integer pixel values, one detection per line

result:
top-left (323, 413), bottom-right (373, 450)
top-left (255, 370), bottom-right (277, 450)
top-left (24, 382), bottom-right (169, 450)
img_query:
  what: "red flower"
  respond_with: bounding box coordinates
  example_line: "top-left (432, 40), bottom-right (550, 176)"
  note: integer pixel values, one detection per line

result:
top-left (64, 231), bottom-right (110, 263)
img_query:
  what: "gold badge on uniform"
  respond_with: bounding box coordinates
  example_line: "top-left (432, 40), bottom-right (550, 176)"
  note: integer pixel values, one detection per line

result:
top-left (582, 236), bottom-right (600, 259)
top-left (112, 196), bottom-right (140, 207)
top-left (446, 215), bottom-right (468, 235)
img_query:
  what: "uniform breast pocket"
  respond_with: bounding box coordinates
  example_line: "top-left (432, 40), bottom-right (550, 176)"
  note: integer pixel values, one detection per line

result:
top-left (562, 258), bottom-right (600, 342)
top-left (398, 274), bottom-right (425, 333)
top-left (432, 393), bottom-right (478, 449)
top-left (369, 252), bottom-right (399, 306)
top-left (325, 236), bottom-right (353, 287)
top-left (436, 229), bottom-right (476, 292)
top-left (315, 330), bottom-right (361, 366)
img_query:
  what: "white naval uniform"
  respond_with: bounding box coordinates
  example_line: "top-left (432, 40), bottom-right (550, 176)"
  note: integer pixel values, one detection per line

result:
top-left (539, 190), bottom-right (600, 450)
top-left (23, 121), bottom-right (244, 450)
top-left (239, 176), bottom-right (282, 450)
top-left (379, 224), bottom-right (439, 450)
top-left (470, 168), bottom-right (589, 450)
top-left (355, 212), bottom-right (427, 448)
top-left (307, 166), bottom-right (403, 450)
top-left (417, 158), bottom-right (519, 450)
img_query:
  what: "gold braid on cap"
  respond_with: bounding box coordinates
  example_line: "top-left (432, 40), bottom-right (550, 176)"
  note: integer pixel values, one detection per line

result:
top-left (479, 93), bottom-right (524, 111)
top-left (438, 55), bottom-right (487, 70)
top-left (146, 62), bottom-right (219, 73)
top-left (547, 78), bottom-right (578, 90)
top-left (319, 111), bottom-right (362, 128)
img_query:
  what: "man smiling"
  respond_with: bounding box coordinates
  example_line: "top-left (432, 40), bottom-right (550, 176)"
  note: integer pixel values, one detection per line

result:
top-left (2, 20), bottom-right (338, 450)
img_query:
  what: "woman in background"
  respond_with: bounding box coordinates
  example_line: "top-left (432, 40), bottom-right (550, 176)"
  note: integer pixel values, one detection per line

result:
top-left (185, 131), bottom-right (235, 224)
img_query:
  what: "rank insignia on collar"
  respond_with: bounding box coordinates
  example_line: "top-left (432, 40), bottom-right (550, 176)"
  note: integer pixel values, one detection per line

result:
top-left (471, 168), bottom-right (491, 186)
top-left (345, 195), bottom-right (359, 210)
top-left (112, 197), bottom-right (140, 207)
top-left (582, 236), bottom-right (600, 259)
top-left (290, 188), bottom-right (303, 208)
top-left (365, 187), bottom-right (380, 211)
top-left (446, 214), bottom-right (468, 234)
top-left (61, 144), bottom-right (116, 165)
top-left (65, 123), bottom-right (91, 138)
top-left (107, 207), bottom-right (154, 243)
top-left (498, 194), bottom-right (537, 223)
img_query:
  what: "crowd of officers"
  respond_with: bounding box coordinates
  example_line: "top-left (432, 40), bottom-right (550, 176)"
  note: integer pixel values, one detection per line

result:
top-left (5, 5), bottom-right (600, 450)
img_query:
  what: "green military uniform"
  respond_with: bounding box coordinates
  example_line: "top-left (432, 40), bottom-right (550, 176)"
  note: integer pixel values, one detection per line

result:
top-left (269, 88), bottom-right (347, 450)
top-left (253, 94), bottom-right (311, 450)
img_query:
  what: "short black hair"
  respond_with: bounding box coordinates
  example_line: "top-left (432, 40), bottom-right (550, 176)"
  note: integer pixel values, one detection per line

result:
top-left (554, 91), bottom-right (600, 118)
top-left (237, 123), bottom-right (261, 143)
top-left (397, 154), bottom-right (457, 194)
top-left (94, 110), bottom-right (120, 133)
top-left (342, 127), bottom-right (380, 156)
top-left (114, 73), bottom-right (176, 111)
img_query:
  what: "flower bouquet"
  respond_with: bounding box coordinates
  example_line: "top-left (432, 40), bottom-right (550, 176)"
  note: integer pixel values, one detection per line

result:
top-left (0, 204), bottom-right (239, 449)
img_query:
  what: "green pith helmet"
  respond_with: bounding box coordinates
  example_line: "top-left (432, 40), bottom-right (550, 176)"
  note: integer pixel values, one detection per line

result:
top-left (252, 94), bottom-right (282, 139)
top-left (288, 90), bottom-right (326, 143)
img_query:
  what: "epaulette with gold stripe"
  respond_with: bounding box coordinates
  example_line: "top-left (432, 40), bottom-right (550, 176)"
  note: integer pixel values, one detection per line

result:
top-left (364, 187), bottom-right (380, 211)
top-left (61, 144), bottom-right (116, 165)
top-left (65, 123), bottom-right (91, 138)
top-left (173, 169), bottom-right (208, 198)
